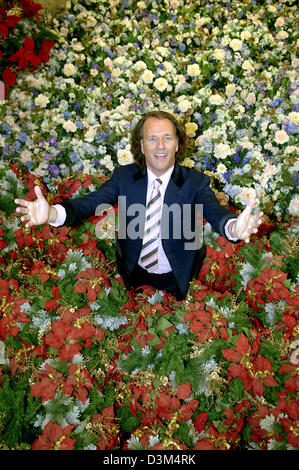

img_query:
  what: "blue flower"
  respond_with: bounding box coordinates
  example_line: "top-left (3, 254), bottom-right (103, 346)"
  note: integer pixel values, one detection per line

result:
top-left (286, 123), bottom-right (297, 134)
top-left (70, 152), bottom-right (79, 163)
top-left (2, 123), bottom-right (11, 133)
top-left (17, 132), bottom-right (28, 142)
top-left (76, 121), bottom-right (84, 129)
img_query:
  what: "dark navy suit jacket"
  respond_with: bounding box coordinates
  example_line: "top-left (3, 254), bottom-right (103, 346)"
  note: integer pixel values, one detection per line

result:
top-left (60, 163), bottom-right (238, 299)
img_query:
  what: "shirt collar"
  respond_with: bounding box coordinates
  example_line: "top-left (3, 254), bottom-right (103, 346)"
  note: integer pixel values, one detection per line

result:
top-left (147, 165), bottom-right (174, 188)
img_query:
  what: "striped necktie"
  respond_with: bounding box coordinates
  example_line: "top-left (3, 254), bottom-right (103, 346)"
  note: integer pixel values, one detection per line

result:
top-left (140, 178), bottom-right (162, 272)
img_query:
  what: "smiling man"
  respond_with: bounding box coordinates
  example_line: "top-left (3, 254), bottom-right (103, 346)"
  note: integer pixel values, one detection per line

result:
top-left (15, 110), bottom-right (263, 300)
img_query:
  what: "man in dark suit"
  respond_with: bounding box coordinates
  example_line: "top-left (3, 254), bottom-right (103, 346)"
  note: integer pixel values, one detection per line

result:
top-left (15, 110), bottom-right (263, 300)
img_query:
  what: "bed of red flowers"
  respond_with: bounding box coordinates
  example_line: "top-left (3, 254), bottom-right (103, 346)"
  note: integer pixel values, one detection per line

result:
top-left (0, 162), bottom-right (298, 451)
top-left (0, 0), bottom-right (56, 97)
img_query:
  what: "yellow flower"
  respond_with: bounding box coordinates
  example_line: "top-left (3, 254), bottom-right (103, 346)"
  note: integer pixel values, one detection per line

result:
top-left (185, 122), bottom-right (198, 137)
top-left (230, 38), bottom-right (242, 51)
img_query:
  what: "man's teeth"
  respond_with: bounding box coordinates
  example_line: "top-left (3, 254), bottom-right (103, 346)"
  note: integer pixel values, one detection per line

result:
top-left (155, 154), bottom-right (167, 157)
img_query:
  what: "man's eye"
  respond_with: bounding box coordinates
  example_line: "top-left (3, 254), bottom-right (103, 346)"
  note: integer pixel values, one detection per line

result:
top-left (148, 137), bottom-right (156, 142)
top-left (165, 136), bottom-right (172, 141)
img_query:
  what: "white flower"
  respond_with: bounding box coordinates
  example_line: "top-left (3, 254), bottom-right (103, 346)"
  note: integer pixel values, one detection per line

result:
top-left (216, 163), bottom-right (227, 175)
top-left (276, 30), bottom-right (288, 40)
top-left (177, 98), bottom-right (192, 113)
top-left (213, 48), bottom-right (225, 61)
top-left (246, 92), bottom-right (256, 105)
top-left (185, 122), bottom-right (198, 137)
top-left (20, 150), bottom-right (32, 163)
top-left (63, 120), bottom-right (77, 132)
top-left (214, 143), bottom-right (232, 159)
top-left (84, 125), bottom-right (99, 142)
top-left (153, 77), bottom-right (168, 92)
top-left (34, 94), bottom-right (50, 108)
top-left (141, 69), bottom-right (154, 84)
top-left (187, 63), bottom-right (200, 77)
top-left (134, 60), bottom-right (147, 71)
top-left (275, 17), bottom-right (285, 27)
top-left (288, 195), bottom-right (299, 216)
top-left (242, 59), bottom-right (254, 72)
top-left (225, 83), bottom-right (236, 96)
top-left (288, 112), bottom-right (299, 125)
top-left (209, 94), bottom-right (224, 105)
top-left (117, 147), bottom-right (134, 165)
top-left (230, 38), bottom-right (242, 51)
top-left (274, 129), bottom-right (289, 145)
top-left (63, 63), bottom-right (77, 76)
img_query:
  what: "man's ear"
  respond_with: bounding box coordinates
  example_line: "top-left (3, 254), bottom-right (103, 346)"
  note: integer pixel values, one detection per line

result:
top-left (140, 139), bottom-right (144, 154)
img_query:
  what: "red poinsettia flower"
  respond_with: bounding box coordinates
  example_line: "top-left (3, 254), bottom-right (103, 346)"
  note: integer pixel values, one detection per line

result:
top-left (63, 364), bottom-right (93, 404)
top-left (279, 363), bottom-right (299, 393)
top-left (222, 333), bottom-right (258, 391)
top-left (20, 0), bottom-right (43, 19)
top-left (250, 355), bottom-right (277, 396)
top-left (31, 421), bottom-right (76, 450)
top-left (31, 363), bottom-right (65, 402)
top-left (45, 319), bottom-right (83, 361)
top-left (74, 268), bottom-right (111, 302)
top-left (185, 301), bottom-right (228, 342)
top-left (131, 316), bottom-right (154, 348)
top-left (27, 260), bottom-right (60, 283)
top-left (246, 266), bottom-right (290, 312)
top-left (91, 406), bottom-right (119, 450)
top-left (9, 36), bottom-right (41, 70)
top-left (0, 6), bottom-right (21, 38)
top-left (280, 417), bottom-right (299, 448)
top-left (2, 66), bottom-right (17, 88)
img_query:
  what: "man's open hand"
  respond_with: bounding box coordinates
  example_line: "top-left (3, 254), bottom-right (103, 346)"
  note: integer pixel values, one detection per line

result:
top-left (231, 197), bottom-right (263, 243)
top-left (15, 185), bottom-right (51, 228)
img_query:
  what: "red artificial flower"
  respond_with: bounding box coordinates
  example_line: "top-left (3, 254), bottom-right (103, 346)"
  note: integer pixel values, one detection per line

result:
top-left (63, 364), bottom-right (93, 404)
top-left (2, 66), bottom-right (17, 87)
top-left (31, 421), bottom-right (76, 450)
top-left (280, 417), bottom-right (299, 448)
top-left (31, 363), bottom-right (65, 402)
top-left (0, 6), bottom-right (21, 38)
top-left (38, 38), bottom-right (55, 62)
top-left (45, 319), bottom-right (82, 361)
top-left (279, 363), bottom-right (299, 393)
top-left (184, 301), bottom-right (228, 342)
top-left (0, 279), bottom-right (9, 298)
top-left (250, 355), bottom-right (277, 396)
top-left (131, 316), bottom-right (154, 348)
top-left (91, 406), bottom-right (119, 450)
top-left (193, 411), bottom-right (209, 434)
top-left (74, 268), bottom-right (111, 302)
top-left (9, 36), bottom-right (41, 70)
top-left (28, 260), bottom-right (60, 283)
top-left (20, 0), bottom-right (43, 19)
top-left (246, 266), bottom-right (290, 312)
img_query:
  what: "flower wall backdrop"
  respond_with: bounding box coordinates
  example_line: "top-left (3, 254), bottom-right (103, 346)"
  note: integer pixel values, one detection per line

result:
top-left (0, 0), bottom-right (298, 451)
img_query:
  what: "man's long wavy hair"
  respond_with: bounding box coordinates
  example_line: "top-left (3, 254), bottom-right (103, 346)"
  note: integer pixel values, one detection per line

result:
top-left (130, 110), bottom-right (187, 169)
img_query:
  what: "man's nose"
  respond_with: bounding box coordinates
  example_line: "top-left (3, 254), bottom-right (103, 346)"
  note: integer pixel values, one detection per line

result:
top-left (156, 138), bottom-right (166, 148)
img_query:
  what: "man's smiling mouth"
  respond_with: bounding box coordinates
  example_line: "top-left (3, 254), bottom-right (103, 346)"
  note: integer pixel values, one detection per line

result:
top-left (154, 153), bottom-right (167, 159)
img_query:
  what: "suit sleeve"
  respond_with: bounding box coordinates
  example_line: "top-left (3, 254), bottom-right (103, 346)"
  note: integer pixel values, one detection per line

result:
top-left (59, 168), bottom-right (120, 226)
top-left (195, 173), bottom-right (239, 240)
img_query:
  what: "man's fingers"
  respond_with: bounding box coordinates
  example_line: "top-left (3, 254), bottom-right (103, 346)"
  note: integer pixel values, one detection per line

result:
top-left (16, 206), bottom-right (29, 214)
top-left (34, 185), bottom-right (44, 199)
top-left (15, 198), bottom-right (30, 207)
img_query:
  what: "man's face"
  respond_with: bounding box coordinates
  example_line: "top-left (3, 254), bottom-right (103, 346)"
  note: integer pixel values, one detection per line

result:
top-left (140, 118), bottom-right (178, 177)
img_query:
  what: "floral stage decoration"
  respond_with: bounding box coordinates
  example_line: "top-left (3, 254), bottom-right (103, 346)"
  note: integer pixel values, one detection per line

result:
top-left (0, 0), bottom-right (298, 451)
